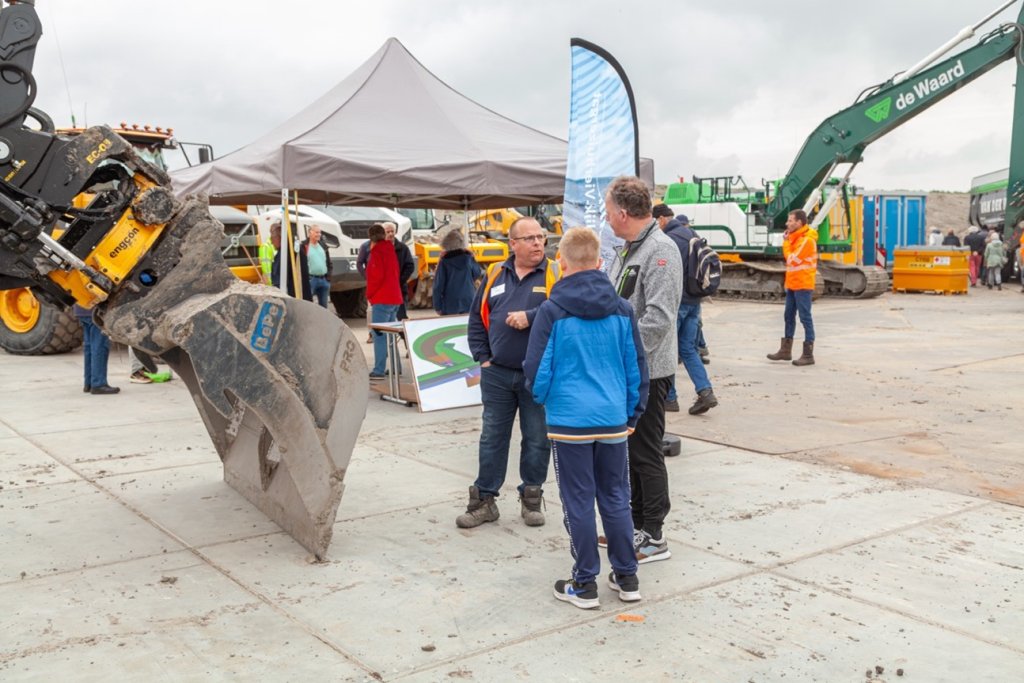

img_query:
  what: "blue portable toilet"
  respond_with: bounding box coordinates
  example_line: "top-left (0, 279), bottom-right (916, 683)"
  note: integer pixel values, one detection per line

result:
top-left (862, 192), bottom-right (927, 268)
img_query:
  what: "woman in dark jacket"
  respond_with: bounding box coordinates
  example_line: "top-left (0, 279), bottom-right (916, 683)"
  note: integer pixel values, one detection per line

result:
top-left (432, 230), bottom-right (483, 315)
top-left (941, 229), bottom-right (961, 246)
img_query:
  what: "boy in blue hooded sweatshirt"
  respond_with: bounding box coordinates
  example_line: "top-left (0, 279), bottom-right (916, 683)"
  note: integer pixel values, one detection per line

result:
top-left (524, 227), bottom-right (649, 609)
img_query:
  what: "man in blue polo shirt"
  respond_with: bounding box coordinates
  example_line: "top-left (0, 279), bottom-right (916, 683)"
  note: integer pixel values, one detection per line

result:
top-left (457, 217), bottom-right (560, 530)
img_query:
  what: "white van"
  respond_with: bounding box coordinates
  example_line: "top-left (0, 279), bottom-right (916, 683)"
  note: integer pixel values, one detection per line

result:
top-left (253, 205), bottom-right (414, 317)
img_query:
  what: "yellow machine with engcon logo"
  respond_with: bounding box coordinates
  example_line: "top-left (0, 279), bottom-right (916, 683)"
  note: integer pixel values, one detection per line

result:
top-left (0, 3), bottom-right (368, 558)
top-left (0, 125), bottom-right (261, 353)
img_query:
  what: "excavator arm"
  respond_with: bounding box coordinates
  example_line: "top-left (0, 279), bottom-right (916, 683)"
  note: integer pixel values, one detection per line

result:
top-left (1006, 29), bottom-right (1024, 239)
top-left (767, 2), bottom-right (1024, 231)
top-left (0, 1), bottom-right (367, 559)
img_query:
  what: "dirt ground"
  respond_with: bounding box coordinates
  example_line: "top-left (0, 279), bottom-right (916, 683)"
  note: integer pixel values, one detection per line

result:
top-left (675, 286), bottom-right (1024, 509)
top-left (925, 191), bottom-right (971, 237)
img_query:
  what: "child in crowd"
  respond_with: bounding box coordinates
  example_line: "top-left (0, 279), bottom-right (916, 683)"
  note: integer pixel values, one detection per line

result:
top-left (523, 227), bottom-right (649, 609)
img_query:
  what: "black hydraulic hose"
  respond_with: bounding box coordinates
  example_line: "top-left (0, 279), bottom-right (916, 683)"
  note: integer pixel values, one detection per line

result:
top-left (0, 61), bottom-right (36, 129)
top-left (853, 82), bottom-right (887, 104)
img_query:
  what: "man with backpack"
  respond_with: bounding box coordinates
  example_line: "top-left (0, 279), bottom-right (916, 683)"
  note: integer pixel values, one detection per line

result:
top-left (653, 204), bottom-right (718, 416)
top-left (606, 180), bottom-right (682, 564)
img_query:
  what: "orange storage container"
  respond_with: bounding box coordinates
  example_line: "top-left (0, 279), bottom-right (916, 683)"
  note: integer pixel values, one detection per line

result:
top-left (891, 247), bottom-right (969, 294)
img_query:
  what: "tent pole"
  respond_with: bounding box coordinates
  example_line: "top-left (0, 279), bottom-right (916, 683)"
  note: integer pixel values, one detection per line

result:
top-left (280, 188), bottom-right (291, 296)
top-left (291, 190), bottom-right (303, 298)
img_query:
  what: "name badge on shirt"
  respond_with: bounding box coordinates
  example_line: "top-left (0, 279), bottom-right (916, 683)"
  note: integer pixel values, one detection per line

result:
top-left (532, 286), bottom-right (546, 293)
top-left (490, 283), bottom-right (506, 297)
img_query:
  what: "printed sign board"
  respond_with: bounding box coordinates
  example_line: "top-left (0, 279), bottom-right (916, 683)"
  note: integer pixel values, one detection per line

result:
top-left (404, 315), bottom-right (482, 412)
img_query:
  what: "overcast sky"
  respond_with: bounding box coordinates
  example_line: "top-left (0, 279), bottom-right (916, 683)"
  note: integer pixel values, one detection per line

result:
top-left (28, 0), bottom-right (1021, 193)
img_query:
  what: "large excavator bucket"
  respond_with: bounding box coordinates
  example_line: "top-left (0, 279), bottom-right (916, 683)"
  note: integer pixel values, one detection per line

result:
top-left (100, 197), bottom-right (367, 559)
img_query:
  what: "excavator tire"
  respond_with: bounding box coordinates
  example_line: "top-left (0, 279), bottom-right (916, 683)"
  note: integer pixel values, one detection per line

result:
top-left (410, 275), bottom-right (433, 309)
top-left (0, 290), bottom-right (82, 355)
top-left (331, 288), bottom-right (367, 319)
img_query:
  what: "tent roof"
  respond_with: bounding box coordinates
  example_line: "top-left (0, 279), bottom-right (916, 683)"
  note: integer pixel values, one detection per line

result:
top-left (171, 38), bottom-right (575, 209)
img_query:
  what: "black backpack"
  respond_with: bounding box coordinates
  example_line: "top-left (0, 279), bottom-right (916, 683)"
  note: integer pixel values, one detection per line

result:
top-left (684, 236), bottom-right (721, 297)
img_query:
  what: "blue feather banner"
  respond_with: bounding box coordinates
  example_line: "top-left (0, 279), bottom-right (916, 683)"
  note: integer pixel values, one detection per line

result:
top-left (563, 39), bottom-right (640, 267)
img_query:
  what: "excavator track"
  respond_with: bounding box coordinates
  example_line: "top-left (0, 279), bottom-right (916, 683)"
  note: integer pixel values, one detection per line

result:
top-left (717, 260), bottom-right (887, 301)
top-left (818, 261), bottom-right (890, 298)
top-left (717, 261), bottom-right (822, 301)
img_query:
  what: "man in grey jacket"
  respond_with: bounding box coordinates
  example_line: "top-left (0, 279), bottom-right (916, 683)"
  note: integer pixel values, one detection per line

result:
top-left (605, 176), bottom-right (682, 564)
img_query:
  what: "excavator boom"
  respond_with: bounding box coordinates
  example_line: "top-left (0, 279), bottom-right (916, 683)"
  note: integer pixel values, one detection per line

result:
top-left (704, 2), bottom-right (1024, 301)
top-left (768, 3), bottom-right (1024, 231)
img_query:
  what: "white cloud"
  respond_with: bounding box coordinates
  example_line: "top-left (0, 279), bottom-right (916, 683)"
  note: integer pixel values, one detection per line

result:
top-left (23, 0), bottom-right (1023, 192)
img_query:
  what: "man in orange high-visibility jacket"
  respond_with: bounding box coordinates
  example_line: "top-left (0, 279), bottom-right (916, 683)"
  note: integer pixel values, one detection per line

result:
top-left (767, 209), bottom-right (817, 366)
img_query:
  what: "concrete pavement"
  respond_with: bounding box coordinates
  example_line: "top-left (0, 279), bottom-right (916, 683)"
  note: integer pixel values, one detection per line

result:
top-left (1, 289), bottom-right (1022, 681)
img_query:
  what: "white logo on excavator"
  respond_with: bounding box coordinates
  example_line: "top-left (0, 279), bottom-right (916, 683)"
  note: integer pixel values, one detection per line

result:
top-left (895, 60), bottom-right (965, 111)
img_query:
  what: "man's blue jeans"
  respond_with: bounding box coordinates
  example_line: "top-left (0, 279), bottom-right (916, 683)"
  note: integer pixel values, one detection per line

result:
top-left (667, 303), bottom-right (711, 402)
top-left (309, 275), bottom-right (330, 308)
top-left (474, 363), bottom-right (550, 498)
top-left (80, 318), bottom-right (110, 388)
top-left (371, 303), bottom-right (400, 375)
top-left (783, 289), bottom-right (815, 342)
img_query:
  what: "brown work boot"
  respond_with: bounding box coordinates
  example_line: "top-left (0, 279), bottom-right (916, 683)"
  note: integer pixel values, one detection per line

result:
top-left (792, 341), bottom-right (815, 366)
top-left (766, 337), bottom-right (793, 361)
top-left (455, 486), bottom-right (499, 528)
top-left (688, 388), bottom-right (718, 415)
top-left (520, 485), bottom-right (545, 526)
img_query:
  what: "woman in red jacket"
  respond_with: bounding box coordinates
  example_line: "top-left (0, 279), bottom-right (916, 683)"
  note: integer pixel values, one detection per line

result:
top-left (365, 224), bottom-right (404, 378)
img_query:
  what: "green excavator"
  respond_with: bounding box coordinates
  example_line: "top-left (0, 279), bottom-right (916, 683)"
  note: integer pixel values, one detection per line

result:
top-left (664, 0), bottom-right (1024, 299)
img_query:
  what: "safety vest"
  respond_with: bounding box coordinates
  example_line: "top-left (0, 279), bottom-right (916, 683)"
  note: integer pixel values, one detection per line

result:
top-left (259, 241), bottom-right (277, 282)
top-left (783, 226), bottom-right (818, 291)
top-left (479, 258), bottom-right (561, 330)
